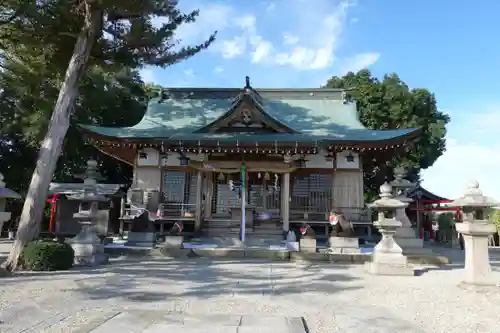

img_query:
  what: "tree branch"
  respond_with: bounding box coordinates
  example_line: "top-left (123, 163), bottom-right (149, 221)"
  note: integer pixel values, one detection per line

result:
top-left (0, 8), bottom-right (22, 26)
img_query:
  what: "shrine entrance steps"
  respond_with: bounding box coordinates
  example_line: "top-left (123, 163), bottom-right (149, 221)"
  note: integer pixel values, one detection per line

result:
top-left (201, 218), bottom-right (284, 245)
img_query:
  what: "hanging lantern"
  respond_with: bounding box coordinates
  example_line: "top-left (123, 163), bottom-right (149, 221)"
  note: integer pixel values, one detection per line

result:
top-left (264, 172), bottom-right (270, 181)
top-left (218, 173), bottom-right (225, 181)
top-left (258, 172), bottom-right (261, 179)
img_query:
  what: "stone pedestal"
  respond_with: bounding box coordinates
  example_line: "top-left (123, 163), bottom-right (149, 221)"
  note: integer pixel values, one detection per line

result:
top-left (366, 182), bottom-right (414, 276)
top-left (68, 226), bottom-right (109, 266)
top-left (328, 236), bottom-right (360, 254)
top-left (450, 181), bottom-right (499, 288)
top-left (394, 221), bottom-right (428, 254)
top-left (161, 235), bottom-right (184, 248)
top-left (286, 241), bottom-right (299, 251)
top-left (457, 222), bottom-right (497, 285)
top-left (299, 238), bottom-right (316, 253)
top-left (390, 167), bottom-right (428, 255)
top-left (126, 232), bottom-right (156, 247)
top-left (365, 219), bottom-right (414, 276)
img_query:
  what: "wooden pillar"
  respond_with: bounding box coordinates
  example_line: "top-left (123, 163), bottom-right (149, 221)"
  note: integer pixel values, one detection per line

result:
top-left (204, 173), bottom-right (213, 218)
top-left (195, 170), bottom-right (203, 230)
top-left (282, 172), bottom-right (290, 232)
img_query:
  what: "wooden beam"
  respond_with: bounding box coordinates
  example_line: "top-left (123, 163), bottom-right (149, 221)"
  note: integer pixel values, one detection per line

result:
top-left (96, 145), bottom-right (136, 166)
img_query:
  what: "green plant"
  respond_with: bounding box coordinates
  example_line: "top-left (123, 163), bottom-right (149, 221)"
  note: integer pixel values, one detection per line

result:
top-left (21, 240), bottom-right (74, 271)
top-left (438, 213), bottom-right (454, 230)
top-left (489, 209), bottom-right (500, 232)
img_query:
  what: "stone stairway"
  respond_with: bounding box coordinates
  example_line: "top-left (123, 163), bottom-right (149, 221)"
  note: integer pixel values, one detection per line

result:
top-left (201, 218), bottom-right (284, 245)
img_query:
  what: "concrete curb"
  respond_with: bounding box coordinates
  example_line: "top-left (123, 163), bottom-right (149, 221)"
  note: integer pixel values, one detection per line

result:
top-left (104, 246), bottom-right (449, 266)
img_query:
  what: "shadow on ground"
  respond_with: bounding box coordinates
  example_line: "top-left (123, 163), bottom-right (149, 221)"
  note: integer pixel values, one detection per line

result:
top-left (0, 257), bottom-right (362, 302)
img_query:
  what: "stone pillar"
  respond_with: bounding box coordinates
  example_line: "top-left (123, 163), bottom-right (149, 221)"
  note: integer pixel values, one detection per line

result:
top-left (390, 167), bottom-right (428, 254)
top-left (0, 173), bottom-right (21, 237)
top-left (195, 170), bottom-right (203, 230)
top-left (282, 172), bottom-right (290, 232)
top-left (365, 182), bottom-right (414, 276)
top-left (451, 181), bottom-right (498, 287)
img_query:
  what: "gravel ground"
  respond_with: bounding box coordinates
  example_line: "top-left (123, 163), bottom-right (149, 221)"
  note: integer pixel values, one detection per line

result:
top-left (1, 241), bottom-right (500, 333)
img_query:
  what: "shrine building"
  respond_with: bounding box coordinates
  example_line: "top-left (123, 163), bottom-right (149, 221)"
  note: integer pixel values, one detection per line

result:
top-left (79, 77), bottom-right (421, 241)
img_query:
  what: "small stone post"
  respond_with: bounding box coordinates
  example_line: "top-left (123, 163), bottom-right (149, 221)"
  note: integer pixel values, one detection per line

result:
top-left (365, 182), bottom-right (414, 276)
top-left (390, 167), bottom-right (429, 254)
top-left (451, 181), bottom-right (499, 287)
top-left (0, 173), bottom-right (21, 238)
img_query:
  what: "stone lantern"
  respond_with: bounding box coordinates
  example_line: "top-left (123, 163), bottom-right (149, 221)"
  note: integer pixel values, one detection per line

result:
top-left (365, 182), bottom-right (414, 276)
top-left (450, 181), bottom-right (499, 286)
top-left (66, 160), bottom-right (109, 266)
top-left (390, 167), bottom-right (428, 254)
top-left (0, 173), bottom-right (21, 238)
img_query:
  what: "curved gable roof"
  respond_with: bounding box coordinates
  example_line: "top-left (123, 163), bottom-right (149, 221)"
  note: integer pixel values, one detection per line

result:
top-left (79, 86), bottom-right (420, 144)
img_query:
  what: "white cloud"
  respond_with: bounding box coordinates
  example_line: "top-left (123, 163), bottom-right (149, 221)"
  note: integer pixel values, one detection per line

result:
top-left (236, 14), bottom-right (257, 31)
top-left (173, 4), bottom-right (233, 44)
top-left (283, 34), bottom-right (300, 45)
top-left (147, 0), bottom-right (378, 87)
top-left (213, 66), bottom-right (224, 74)
top-left (251, 38), bottom-right (273, 63)
top-left (338, 52), bottom-right (381, 74)
top-left (180, 0), bottom-right (366, 72)
top-left (265, 0), bottom-right (355, 70)
top-left (421, 110), bottom-right (500, 201)
top-left (140, 68), bottom-right (155, 83)
top-left (220, 36), bottom-right (246, 58)
top-left (421, 140), bottom-right (500, 201)
top-left (266, 2), bottom-right (276, 11)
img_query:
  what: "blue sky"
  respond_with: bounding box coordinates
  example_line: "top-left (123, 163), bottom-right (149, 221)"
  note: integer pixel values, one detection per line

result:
top-left (142, 0), bottom-right (500, 201)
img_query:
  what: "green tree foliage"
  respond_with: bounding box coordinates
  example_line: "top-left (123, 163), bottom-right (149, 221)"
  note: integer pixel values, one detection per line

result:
top-left (437, 213), bottom-right (454, 230)
top-left (488, 208), bottom-right (500, 232)
top-left (0, 0), bottom-right (215, 191)
top-left (325, 70), bottom-right (450, 198)
top-left (0, 0), bottom-right (215, 270)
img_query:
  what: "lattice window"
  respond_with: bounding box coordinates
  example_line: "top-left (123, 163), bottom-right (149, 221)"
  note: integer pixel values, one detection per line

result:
top-left (290, 172), bottom-right (333, 213)
top-left (247, 173), bottom-right (281, 213)
top-left (162, 171), bottom-right (197, 210)
top-left (211, 173), bottom-right (242, 215)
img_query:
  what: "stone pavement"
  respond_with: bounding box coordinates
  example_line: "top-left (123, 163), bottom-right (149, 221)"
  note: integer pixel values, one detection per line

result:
top-left (1, 240), bottom-right (500, 333)
top-left (85, 312), bottom-right (307, 333)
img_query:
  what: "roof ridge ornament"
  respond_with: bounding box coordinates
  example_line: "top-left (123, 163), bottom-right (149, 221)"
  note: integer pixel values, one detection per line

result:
top-left (245, 76), bottom-right (251, 89)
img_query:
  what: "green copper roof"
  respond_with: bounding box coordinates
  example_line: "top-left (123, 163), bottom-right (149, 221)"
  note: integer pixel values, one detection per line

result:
top-left (79, 87), bottom-right (419, 143)
top-left (167, 129), bottom-right (418, 143)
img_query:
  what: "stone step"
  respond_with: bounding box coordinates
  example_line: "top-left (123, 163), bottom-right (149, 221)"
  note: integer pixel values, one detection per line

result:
top-left (253, 227), bottom-right (283, 234)
top-left (84, 312), bottom-right (307, 333)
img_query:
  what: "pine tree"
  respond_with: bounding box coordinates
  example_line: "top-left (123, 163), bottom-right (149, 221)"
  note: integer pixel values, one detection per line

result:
top-left (0, 0), bottom-right (215, 270)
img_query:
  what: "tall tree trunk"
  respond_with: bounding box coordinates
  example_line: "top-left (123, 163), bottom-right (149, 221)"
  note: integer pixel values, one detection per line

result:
top-left (1, 6), bottom-right (102, 271)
